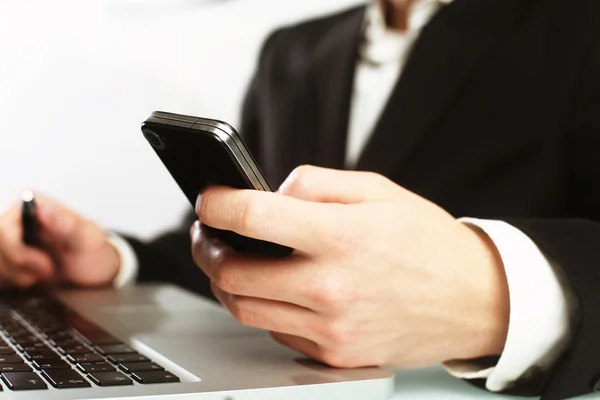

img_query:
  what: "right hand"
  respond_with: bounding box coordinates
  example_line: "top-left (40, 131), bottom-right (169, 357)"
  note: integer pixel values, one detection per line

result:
top-left (0, 194), bottom-right (121, 289)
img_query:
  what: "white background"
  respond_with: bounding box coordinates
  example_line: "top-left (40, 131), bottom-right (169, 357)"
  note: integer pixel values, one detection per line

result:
top-left (0, 0), bottom-right (362, 239)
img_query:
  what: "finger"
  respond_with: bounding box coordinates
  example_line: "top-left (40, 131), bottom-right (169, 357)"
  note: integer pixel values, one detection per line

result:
top-left (270, 332), bottom-right (322, 361)
top-left (6, 268), bottom-right (41, 289)
top-left (36, 201), bottom-right (84, 250)
top-left (191, 220), bottom-right (231, 273)
top-left (17, 248), bottom-right (54, 279)
top-left (212, 283), bottom-right (321, 341)
top-left (0, 223), bottom-right (55, 281)
top-left (192, 222), bottom-right (326, 308)
top-left (196, 187), bottom-right (339, 254)
top-left (277, 165), bottom-right (395, 204)
top-left (0, 254), bottom-right (43, 289)
top-left (1, 203), bottom-right (20, 224)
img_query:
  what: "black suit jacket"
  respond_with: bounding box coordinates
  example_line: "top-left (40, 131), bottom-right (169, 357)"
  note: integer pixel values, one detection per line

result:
top-left (127, 0), bottom-right (600, 398)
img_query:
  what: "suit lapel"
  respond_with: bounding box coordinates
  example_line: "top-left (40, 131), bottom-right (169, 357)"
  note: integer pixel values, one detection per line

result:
top-left (356, 0), bottom-right (526, 176)
top-left (307, 7), bottom-right (366, 170)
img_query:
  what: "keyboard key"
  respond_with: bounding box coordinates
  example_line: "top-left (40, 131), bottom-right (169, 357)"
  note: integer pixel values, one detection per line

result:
top-left (17, 343), bottom-right (48, 353)
top-left (65, 316), bottom-right (120, 344)
top-left (2, 371), bottom-right (47, 390)
top-left (131, 371), bottom-right (180, 384)
top-left (108, 353), bottom-right (149, 364)
top-left (0, 346), bottom-right (14, 355)
top-left (36, 322), bottom-right (63, 331)
top-left (119, 362), bottom-right (164, 374)
top-left (41, 369), bottom-right (90, 388)
top-left (8, 331), bottom-right (33, 338)
top-left (58, 345), bottom-right (91, 355)
top-left (88, 371), bottom-right (133, 386)
top-left (1, 327), bottom-right (23, 335)
top-left (0, 355), bottom-right (25, 363)
top-left (80, 332), bottom-right (121, 345)
top-left (3, 321), bottom-right (25, 328)
top-left (36, 323), bottom-right (64, 332)
top-left (32, 359), bottom-right (70, 370)
top-left (15, 297), bottom-right (48, 310)
top-left (45, 332), bottom-right (73, 342)
top-left (11, 335), bottom-right (39, 345)
top-left (95, 344), bottom-right (133, 355)
top-left (24, 351), bottom-right (60, 362)
top-left (1, 321), bottom-right (23, 329)
top-left (77, 362), bottom-right (115, 373)
top-left (13, 339), bottom-right (42, 348)
top-left (39, 330), bottom-right (66, 339)
top-left (5, 329), bottom-right (29, 338)
top-left (67, 353), bottom-right (104, 364)
top-left (49, 338), bottom-right (81, 348)
top-left (0, 363), bottom-right (31, 372)
top-left (60, 314), bottom-right (97, 332)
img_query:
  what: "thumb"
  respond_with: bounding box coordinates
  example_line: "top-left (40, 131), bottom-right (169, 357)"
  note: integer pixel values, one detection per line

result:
top-left (277, 165), bottom-right (395, 204)
top-left (36, 201), bottom-right (83, 251)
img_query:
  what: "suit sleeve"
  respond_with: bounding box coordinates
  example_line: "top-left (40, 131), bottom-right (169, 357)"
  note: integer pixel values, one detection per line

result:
top-left (506, 33), bottom-right (600, 400)
top-left (121, 31), bottom-right (282, 300)
top-left (121, 211), bottom-right (214, 299)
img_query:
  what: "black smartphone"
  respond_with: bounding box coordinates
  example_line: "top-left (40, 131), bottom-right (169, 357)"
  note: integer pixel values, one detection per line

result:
top-left (141, 111), bottom-right (292, 257)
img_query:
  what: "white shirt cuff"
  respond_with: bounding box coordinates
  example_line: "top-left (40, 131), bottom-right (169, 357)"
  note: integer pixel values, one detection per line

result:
top-left (107, 234), bottom-right (139, 288)
top-left (443, 218), bottom-right (577, 392)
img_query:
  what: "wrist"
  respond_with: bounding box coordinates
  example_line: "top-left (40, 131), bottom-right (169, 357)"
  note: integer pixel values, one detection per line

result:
top-left (106, 234), bottom-right (139, 288)
top-left (105, 241), bottom-right (122, 284)
top-left (455, 223), bottom-right (510, 361)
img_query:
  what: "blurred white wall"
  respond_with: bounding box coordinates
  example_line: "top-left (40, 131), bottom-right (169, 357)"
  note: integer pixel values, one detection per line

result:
top-left (0, 0), bottom-right (363, 239)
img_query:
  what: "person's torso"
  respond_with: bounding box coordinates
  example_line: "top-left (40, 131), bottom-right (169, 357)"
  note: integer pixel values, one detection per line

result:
top-left (248, 0), bottom-right (599, 220)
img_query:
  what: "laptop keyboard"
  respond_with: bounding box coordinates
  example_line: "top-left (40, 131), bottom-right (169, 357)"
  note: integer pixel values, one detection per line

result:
top-left (0, 293), bottom-right (180, 391)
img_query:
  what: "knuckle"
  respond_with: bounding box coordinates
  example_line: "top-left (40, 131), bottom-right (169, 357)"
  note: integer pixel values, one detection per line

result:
top-left (310, 272), bottom-right (355, 310)
top-left (362, 172), bottom-right (394, 195)
top-left (239, 199), bottom-right (261, 237)
top-left (319, 318), bottom-right (356, 347)
top-left (230, 298), bottom-right (258, 327)
top-left (13, 273), bottom-right (36, 289)
top-left (281, 165), bottom-right (315, 196)
top-left (291, 164), bottom-right (313, 185)
top-left (190, 246), bottom-right (201, 269)
top-left (294, 164), bottom-right (316, 175)
top-left (319, 348), bottom-right (352, 369)
top-left (5, 252), bottom-right (24, 267)
top-left (319, 209), bottom-right (356, 253)
top-left (190, 231), bottom-right (206, 267)
top-left (291, 165), bottom-right (315, 181)
top-left (364, 171), bottom-right (390, 186)
top-left (213, 265), bottom-right (239, 294)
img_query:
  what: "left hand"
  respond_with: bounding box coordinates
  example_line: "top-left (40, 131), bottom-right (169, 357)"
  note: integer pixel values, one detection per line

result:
top-left (191, 166), bottom-right (509, 369)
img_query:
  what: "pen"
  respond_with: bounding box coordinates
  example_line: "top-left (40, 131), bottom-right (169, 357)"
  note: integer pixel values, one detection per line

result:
top-left (21, 191), bottom-right (40, 248)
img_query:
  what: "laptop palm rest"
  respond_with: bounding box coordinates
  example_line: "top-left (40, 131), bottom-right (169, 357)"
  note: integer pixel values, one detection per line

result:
top-left (53, 284), bottom-right (395, 399)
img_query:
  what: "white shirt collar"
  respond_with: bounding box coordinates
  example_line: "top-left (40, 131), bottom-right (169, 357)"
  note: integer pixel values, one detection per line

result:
top-left (361, 0), bottom-right (454, 65)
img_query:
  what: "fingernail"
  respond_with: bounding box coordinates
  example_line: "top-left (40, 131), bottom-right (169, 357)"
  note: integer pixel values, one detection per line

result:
top-left (195, 193), bottom-right (203, 216)
top-left (190, 220), bottom-right (201, 238)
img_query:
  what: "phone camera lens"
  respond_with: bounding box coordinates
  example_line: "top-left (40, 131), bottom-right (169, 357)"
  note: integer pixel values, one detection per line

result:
top-left (144, 130), bottom-right (166, 150)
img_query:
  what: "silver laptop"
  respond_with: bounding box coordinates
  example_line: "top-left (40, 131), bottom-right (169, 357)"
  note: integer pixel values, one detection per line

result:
top-left (0, 284), bottom-right (394, 399)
